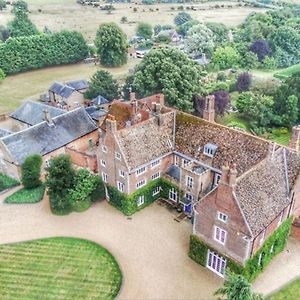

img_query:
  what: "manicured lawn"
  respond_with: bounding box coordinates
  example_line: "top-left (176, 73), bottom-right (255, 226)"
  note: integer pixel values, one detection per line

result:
top-left (274, 64), bottom-right (300, 79)
top-left (268, 276), bottom-right (300, 300)
top-left (0, 173), bottom-right (19, 192)
top-left (4, 185), bottom-right (45, 204)
top-left (0, 237), bottom-right (122, 300)
top-left (216, 112), bottom-right (251, 131)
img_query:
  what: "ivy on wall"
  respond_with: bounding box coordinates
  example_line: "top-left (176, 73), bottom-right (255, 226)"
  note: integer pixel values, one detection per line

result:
top-left (189, 217), bottom-right (292, 281)
top-left (107, 178), bottom-right (181, 215)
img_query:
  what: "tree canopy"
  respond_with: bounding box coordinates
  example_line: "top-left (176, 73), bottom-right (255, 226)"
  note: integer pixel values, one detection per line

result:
top-left (136, 22), bottom-right (153, 40)
top-left (174, 12), bottom-right (192, 26)
top-left (21, 154), bottom-right (42, 189)
top-left (132, 47), bottom-right (201, 111)
top-left (95, 22), bottom-right (128, 67)
top-left (212, 46), bottom-right (240, 70)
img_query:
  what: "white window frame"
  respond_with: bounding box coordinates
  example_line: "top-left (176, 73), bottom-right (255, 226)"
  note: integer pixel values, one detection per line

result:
top-left (100, 159), bottom-right (106, 167)
top-left (136, 179), bottom-right (146, 189)
top-left (185, 192), bottom-right (193, 201)
top-left (214, 226), bottom-right (226, 245)
top-left (137, 195), bottom-right (145, 206)
top-left (186, 176), bottom-right (193, 188)
top-left (45, 160), bottom-right (50, 168)
top-left (119, 170), bottom-right (125, 178)
top-left (207, 250), bottom-right (226, 277)
top-left (259, 229), bottom-right (266, 246)
top-left (115, 152), bottom-right (121, 160)
top-left (277, 211), bottom-right (284, 227)
top-left (117, 181), bottom-right (125, 192)
top-left (153, 186), bottom-right (161, 196)
top-left (214, 173), bottom-right (221, 186)
top-left (257, 253), bottom-right (263, 266)
top-left (136, 166), bottom-right (146, 176)
top-left (151, 159), bottom-right (161, 168)
top-left (204, 146), bottom-right (215, 157)
top-left (169, 188), bottom-right (177, 202)
top-left (151, 172), bottom-right (160, 180)
top-left (102, 172), bottom-right (108, 183)
top-left (218, 212), bottom-right (228, 223)
top-left (183, 159), bottom-right (190, 167)
top-left (102, 145), bottom-right (107, 153)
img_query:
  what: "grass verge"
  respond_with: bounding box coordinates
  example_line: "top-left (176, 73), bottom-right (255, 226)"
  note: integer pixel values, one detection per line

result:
top-left (268, 276), bottom-right (300, 300)
top-left (0, 237), bottom-right (122, 300)
top-left (274, 64), bottom-right (300, 79)
top-left (0, 173), bottom-right (19, 192)
top-left (4, 185), bottom-right (45, 204)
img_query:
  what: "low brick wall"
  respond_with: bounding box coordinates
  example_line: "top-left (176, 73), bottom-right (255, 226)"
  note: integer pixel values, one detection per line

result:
top-left (66, 147), bottom-right (97, 173)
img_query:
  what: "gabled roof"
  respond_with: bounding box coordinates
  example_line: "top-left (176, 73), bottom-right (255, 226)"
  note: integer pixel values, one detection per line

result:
top-left (0, 128), bottom-right (11, 138)
top-left (49, 82), bottom-right (75, 98)
top-left (92, 95), bottom-right (109, 106)
top-left (175, 112), bottom-right (270, 175)
top-left (10, 100), bottom-right (65, 126)
top-left (85, 106), bottom-right (108, 121)
top-left (66, 79), bottom-right (89, 91)
top-left (235, 148), bottom-right (290, 236)
top-left (1, 108), bottom-right (97, 165)
top-left (116, 111), bottom-right (175, 170)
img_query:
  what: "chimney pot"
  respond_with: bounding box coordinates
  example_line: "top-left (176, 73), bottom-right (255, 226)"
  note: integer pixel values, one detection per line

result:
top-left (106, 114), bottom-right (117, 132)
top-left (228, 163), bottom-right (238, 187)
top-left (130, 92), bottom-right (136, 102)
top-left (43, 109), bottom-right (53, 125)
top-left (220, 161), bottom-right (229, 184)
top-left (203, 95), bottom-right (215, 123)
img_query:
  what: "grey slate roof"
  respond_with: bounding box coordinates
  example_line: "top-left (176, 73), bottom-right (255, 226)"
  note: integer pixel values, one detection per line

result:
top-left (1, 108), bottom-right (97, 165)
top-left (0, 128), bottom-right (11, 138)
top-left (66, 80), bottom-right (89, 91)
top-left (10, 100), bottom-right (66, 126)
top-left (235, 148), bottom-right (290, 236)
top-left (85, 106), bottom-right (108, 121)
top-left (92, 95), bottom-right (109, 106)
top-left (49, 82), bottom-right (75, 99)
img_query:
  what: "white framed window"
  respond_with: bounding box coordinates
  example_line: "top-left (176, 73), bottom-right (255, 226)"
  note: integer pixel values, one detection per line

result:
top-left (183, 159), bottom-right (190, 167)
top-left (136, 179), bottom-right (146, 189)
top-left (169, 188), bottom-right (177, 202)
top-left (186, 176), bottom-right (193, 188)
top-left (214, 226), bottom-right (226, 245)
top-left (151, 159), bottom-right (161, 168)
top-left (151, 172), bottom-right (160, 180)
top-left (277, 211), bottom-right (284, 227)
top-left (137, 195), bottom-right (145, 206)
top-left (218, 212), bottom-right (228, 223)
top-left (167, 138), bottom-right (172, 148)
top-left (45, 160), bottom-right (50, 168)
top-left (214, 173), bottom-right (221, 186)
top-left (257, 253), bottom-right (263, 266)
top-left (185, 193), bottom-right (193, 201)
top-left (115, 152), bottom-right (121, 160)
top-left (153, 186), bottom-right (161, 196)
top-left (259, 229), bottom-right (266, 246)
top-left (102, 172), bottom-right (108, 183)
top-left (119, 170), bottom-right (125, 178)
top-left (204, 144), bottom-right (217, 157)
top-left (207, 250), bottom-right (226, 277)
top-left (102, 145), bottom-right (107, 153)
top-left (101, 159), bottom-right (106, 167)
top-left (117, 181), bottom-right (125, 192)
top-left (174, 156), bottom-right (180, 166)
top-left (136, 166), bottom-right (146, 176)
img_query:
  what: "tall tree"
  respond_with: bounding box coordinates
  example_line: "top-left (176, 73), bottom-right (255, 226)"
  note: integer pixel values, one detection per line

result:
top-left (250, 39), bottom-right (271, 62)
top-left (206, 22), bottom-right (229, 46)
top-left (12, 0), bottom-right (28, 13)
top-left (21, 154), bottom-right (42, 189)
top-left (136, 22), bottom-right (153, 40)
top-left (132, 47), bottom-right (201, 111)
top-left (212, 46), bottom-right (240, 70)
top-left (236, 72), bottom-right (252, 93)
top-left (95, 22), bottom-right (128, 67)
top-left (85, 70), bottom-right (119, 101)
top-left (174, 12), bottom-right (192, 26)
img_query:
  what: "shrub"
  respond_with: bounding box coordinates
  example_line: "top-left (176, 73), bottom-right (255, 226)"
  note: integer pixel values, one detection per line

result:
top-left (21, 154), bottom-right (42, 189)
top-left (174, 11), bottom-right (192, 26)
top-left (250, 39), bottom-right (271, 62)
top-left (236, 72), bottom-right (252, 93)
top-left (5, 185), bottom-right (45, 204)
top-left (0, 68), bottom-right (5, 81)
top-left (0, 173), bottom-right (19, 192)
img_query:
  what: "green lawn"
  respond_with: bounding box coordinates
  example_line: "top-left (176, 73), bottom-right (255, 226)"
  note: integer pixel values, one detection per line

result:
top-left (0, 237), bottom-right (122, 300)
top-left (274, 64), bottom-right (300, 79)
top-left (5, 185), bottom-right (45, 204)
top-left (268, 276), bottom-right (300, 300)
top-left (0, 173), bottom-right (19, 192)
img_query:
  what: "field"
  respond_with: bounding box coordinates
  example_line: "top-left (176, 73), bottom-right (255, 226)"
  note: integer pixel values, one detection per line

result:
top-left (0, 237), bottom-right (122, 300)
top-left (268, 276), bottom-right (300, 300)
top-left (0, 59), bottom-right (138, 114)
top-left (0, 0), bottom-right (268, 41)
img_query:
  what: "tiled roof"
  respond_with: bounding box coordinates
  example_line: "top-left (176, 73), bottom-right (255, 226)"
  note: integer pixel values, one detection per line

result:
top-left (92, 95), bottom-right (109, 106)
top-left (235, 148), bottom-right (290, 236)
top-left (10, 100), bottom-right (65, 126)
top-left (85, 106), bottom-right (108, 121)
top-left (116, 111), bottom-right (175, 170)
top-left (286, 149), bottom-right (300, 187)
top-left (175, 112), bottom-right (270, 175)
top-left (66, 79), bottom-right (89, 91)
top-left (49, 82), bottom-right (75, 98)
top-left (1, 108), bottom-right (97, 165)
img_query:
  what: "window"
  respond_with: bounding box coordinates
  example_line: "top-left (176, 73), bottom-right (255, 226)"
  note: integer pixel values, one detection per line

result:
top-left (117, 181), bottom-right (125, 192)
top-left (259, 229), bottom-right (266, 246)
top-left (151, 159), bottom-right (161, 168)
top-left (214, 226), bottom-right (226, 245)
top-left (186, 176), bottom-right (193, 188)
top-left (136, 179), bottom-right (146, 189)
top-left (174, 156), bottom-right (179, 166)
top-left (218, 212), bottom-right (228, 223)
top-left (169, 188), bottom-right (177, 202)
top-left (102, 172), bottom-right (108, 183)
top-left (153, 186), bottom-right (161, 196)
top-left (183, 159), bottom-right (190, 167)
top-left (167, 138), bottom-right (172, 148)
top-left (119, 170), bottom-right (125, 178)
top-left (277, 211), bottom-right (284, 227)
top-left (185, 193), bottom-right (193, 201)
top-left (204, 143), bottom-right (218, 157)
top-left (214, 173), bottom-right (221, 186)
top-left (151, 172), bottom-right (160, 180)
top-left (136, 166), bottom-right (146, 176)
top-left (137, 195), bottom-right (145, 206)
top-left (102, 145), bottom-right (107, 153)
top-left (45, 160), bottom-right (50, 168)
top-left (115, 152), bottom-right (121, 160)
top-left (101, 160), bottom-right (106, 167)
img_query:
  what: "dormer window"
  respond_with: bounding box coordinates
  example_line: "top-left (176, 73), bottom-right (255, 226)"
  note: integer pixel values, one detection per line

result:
top-left (203, 143), bottom-right (218, 158)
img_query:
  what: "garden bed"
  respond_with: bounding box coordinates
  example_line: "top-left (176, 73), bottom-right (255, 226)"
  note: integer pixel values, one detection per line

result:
top-left (4, 185), bottom-right (45, 204)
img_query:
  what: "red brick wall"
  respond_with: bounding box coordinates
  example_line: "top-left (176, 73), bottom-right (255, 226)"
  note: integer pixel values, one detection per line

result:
top-left (67, 131), bottom-right (99, 151)
top-left (66, 147), bottom-right (97, 173)
top-left (292, 174), bottom-right (300, 217)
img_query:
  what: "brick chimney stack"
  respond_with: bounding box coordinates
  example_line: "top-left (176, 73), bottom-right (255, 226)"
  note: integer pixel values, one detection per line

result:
top-left (203, 95), bottom-right (215, 123)
top-left (130, 92), bottom-right (136, 102)
top-left (220, 161), bottom-right (230, 184)
top-left (289, 126), bottom-right (300, 151)
top-left (43, 109), bottom-right (53, 125)
top-left (106, 114), bottom-right (117, 133)
top-left (228, 163), bottom-right (238, 187)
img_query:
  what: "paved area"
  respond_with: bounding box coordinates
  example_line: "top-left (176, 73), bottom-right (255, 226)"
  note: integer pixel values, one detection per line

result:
top-left (0, 190), bottom-right (223, 300)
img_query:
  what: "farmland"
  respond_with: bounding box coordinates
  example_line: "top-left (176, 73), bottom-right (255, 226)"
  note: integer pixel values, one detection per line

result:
top-left (0, 237), bottom-right (122, 300)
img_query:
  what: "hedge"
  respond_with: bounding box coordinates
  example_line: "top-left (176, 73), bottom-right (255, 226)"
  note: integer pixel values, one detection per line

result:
top-left (189, 217), bottom-right (292, 281)
top-left (5, 185), bottom-right (45, 204)
top-left (0, 31), bottom-right (89, 74)
top-left (0, 173), bottom-right (20, 192)
top-left (107, 178), bottom-right (181, 215)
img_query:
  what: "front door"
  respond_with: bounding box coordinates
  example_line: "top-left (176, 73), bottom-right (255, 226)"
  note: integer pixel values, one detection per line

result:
top-left (207, 250), bottom-right (226, 277)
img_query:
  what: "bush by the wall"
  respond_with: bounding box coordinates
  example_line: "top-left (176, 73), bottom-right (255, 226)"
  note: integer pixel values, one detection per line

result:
top-left (189, 217), bottom-right (292, 281)
top-left (107, 178), bottom-right (181, 215)
top-left (21, 154), bottom-right (42, 189)
top-left (0, 31), bottom-right (88, 74)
